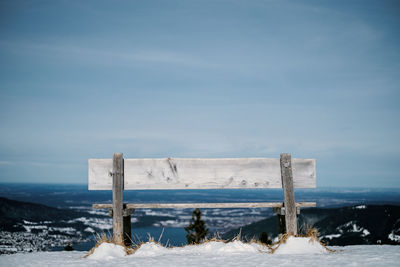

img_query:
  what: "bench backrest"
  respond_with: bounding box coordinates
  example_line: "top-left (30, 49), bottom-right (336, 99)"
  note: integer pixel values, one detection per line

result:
top-left (89, 157), bottom-right (316, 190)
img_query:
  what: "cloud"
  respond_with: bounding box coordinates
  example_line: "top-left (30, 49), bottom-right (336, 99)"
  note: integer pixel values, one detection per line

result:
top-left (0, 40), bottom-right (214, 68)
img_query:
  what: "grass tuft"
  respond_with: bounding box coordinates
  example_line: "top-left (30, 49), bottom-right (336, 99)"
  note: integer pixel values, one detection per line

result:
top-left (270, 227), bottom-right (334, 253)
top-left (86, 227), bottom-right (333, 257)
top-left (84, 233), bottom-right (136, 257)
top-left (232, 228), bottom-right (242, 241)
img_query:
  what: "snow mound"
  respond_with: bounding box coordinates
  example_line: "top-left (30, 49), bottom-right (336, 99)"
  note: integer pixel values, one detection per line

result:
top-left (87, 242), bottom-right (126, 260)
top-left (273, 236), bottom-right (329, 254)
top-left (86, 237), bottom-right (327, 261)
top-left (130, 240), bottom-right (269, 257)
top-left (132, 242), bottom-right (169, 256)
top-left (194, 240), bottom-right (269, 254)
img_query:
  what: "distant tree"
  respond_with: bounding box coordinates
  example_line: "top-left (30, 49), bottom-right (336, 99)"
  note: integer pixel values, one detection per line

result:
top-left (259, 232), bottom-right (272, 245)
top-left (185, 208), bottom-right (209, 244)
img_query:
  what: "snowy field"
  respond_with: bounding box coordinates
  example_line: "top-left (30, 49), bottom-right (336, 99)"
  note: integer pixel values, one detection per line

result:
top-left (1, 238), bottom-right (399, 267)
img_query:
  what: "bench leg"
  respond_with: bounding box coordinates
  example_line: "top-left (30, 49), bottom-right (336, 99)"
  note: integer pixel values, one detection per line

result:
top-left (122, 207), bottom-right (135, 247)
top-left (274, 207), bottom-right (287, 236)
top-left (109, 207), bottom-right (135, 247)
top-left (280, 153), bottom-right (298, 235)
top-left (112, 153), bottom-right (124, 244)
top-left (277, 213), bottom-right (286, 235)
top-left (275, 207), bottom-right (301, 236)
top-left (123, 215), bottom-right (132, 247)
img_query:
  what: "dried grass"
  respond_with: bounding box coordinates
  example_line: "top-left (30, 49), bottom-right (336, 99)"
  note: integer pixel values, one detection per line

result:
top-left (84, 233), bottom-right (136, 257)
top-left (200, 237), bottom-right (227, 244)
top-left (86, 230), bottom-right (172, 257)
top-left (226, 229), bottom-right (272, 251)
top-left (270, 227), bottom-right (334, 253)
top-left (86, 227), bottom-right (333, 257)
top-left (232, 228), bottom-right (242, 241)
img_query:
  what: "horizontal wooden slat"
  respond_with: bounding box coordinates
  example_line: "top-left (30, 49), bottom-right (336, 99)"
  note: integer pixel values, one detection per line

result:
top-left (89, 158), bottom-right (316, 190)
top-left (92, 202), bottom-right (316, 209)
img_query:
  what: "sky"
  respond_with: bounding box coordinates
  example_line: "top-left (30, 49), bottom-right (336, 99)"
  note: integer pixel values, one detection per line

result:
top-left (0, 0), bottom-right (399, 187)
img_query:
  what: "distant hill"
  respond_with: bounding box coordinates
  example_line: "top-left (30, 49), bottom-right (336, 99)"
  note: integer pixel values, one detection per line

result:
top-left (2, 196), bottom-right (400, 253)
top-left (0, 197), bottom-right (87, 231)
top-left (222, 205), bottom-right (400, 245)
top-left (0, 197), bottom-right (99, 253)
top-left (0, 196), bottom-right (188, 232)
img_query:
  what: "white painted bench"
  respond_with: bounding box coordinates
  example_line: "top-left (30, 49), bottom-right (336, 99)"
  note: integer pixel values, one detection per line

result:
top-left (89, 153), bottom-right (316, 245)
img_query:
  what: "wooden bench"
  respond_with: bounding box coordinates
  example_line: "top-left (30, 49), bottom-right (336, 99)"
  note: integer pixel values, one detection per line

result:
top-left (89, 153), bottom-right (316, 245)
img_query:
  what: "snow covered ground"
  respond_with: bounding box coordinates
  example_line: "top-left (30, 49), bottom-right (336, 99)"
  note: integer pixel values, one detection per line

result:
top-left (1, 238), bottom-right (399, 267)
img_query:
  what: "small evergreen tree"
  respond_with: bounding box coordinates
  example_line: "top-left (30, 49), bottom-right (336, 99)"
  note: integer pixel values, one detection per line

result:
top-left (185, 208), bottom-right (209, 244)
top-left (259, 232), bottom-right (272, 245)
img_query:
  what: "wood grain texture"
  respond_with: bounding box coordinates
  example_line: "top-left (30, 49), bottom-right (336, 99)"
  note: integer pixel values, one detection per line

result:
top-left (280, 153), bottom-right (297, 235)
top-left (112, 153), bottom-right (124, 244)
top-left (88, 157), bottom-right (316, 190)
top-left (92, 202), bottom-right (316, 209)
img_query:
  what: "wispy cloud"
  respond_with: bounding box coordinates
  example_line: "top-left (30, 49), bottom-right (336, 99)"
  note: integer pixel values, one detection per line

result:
top-left (0, 40), bottom-right (215, 68)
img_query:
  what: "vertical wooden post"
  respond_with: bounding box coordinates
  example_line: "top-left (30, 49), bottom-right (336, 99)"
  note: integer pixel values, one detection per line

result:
top-left (112, 153), bottom-right (124, 244)
top-left (280, 153), bottom-right (297, 235)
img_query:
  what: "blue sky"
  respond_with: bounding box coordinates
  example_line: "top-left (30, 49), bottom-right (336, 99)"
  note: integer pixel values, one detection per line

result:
top-left (0, 0), bottom-right (399, 187)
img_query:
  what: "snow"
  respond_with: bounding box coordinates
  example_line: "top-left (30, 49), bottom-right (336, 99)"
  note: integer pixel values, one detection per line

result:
top-left (87, 243), bottom-right (126, 260)
top-left (354, 205), bottom-right (366, 209)
top-left (322, 234), bottom-right (342, 240)
top-left (21, 220), bottom-right (79, 234)
top-left (337, 221), bottom-right (370, 236)
top-left (362, 229), bottom-right (370, 236)
top-left (193, 240), bottom-right (268, 254)
top-left (1, 241), bottom-right (400, 266)
top-left (273, 236), bottom-right (328, 254)
top-left (0, 245), bottom-right (17, 253)
top-left (67, 217), bottom-right (112, 230)
top-left (154, 219), bottom-right (188, 228)
top-left (388, 233), bottom-right (400, 242)
top-left (49, 227), bottom-right (77, 234)
top-left (23, 220), bottom-right (38, 225)
top-left (22, 225), bottom-right (48, 232)
top-left (132, 242), bottom-right (168, 257)
top-left (86, 240), bottom-right (269, 260)
top-left (84, 227), bottom-right (96, 233)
